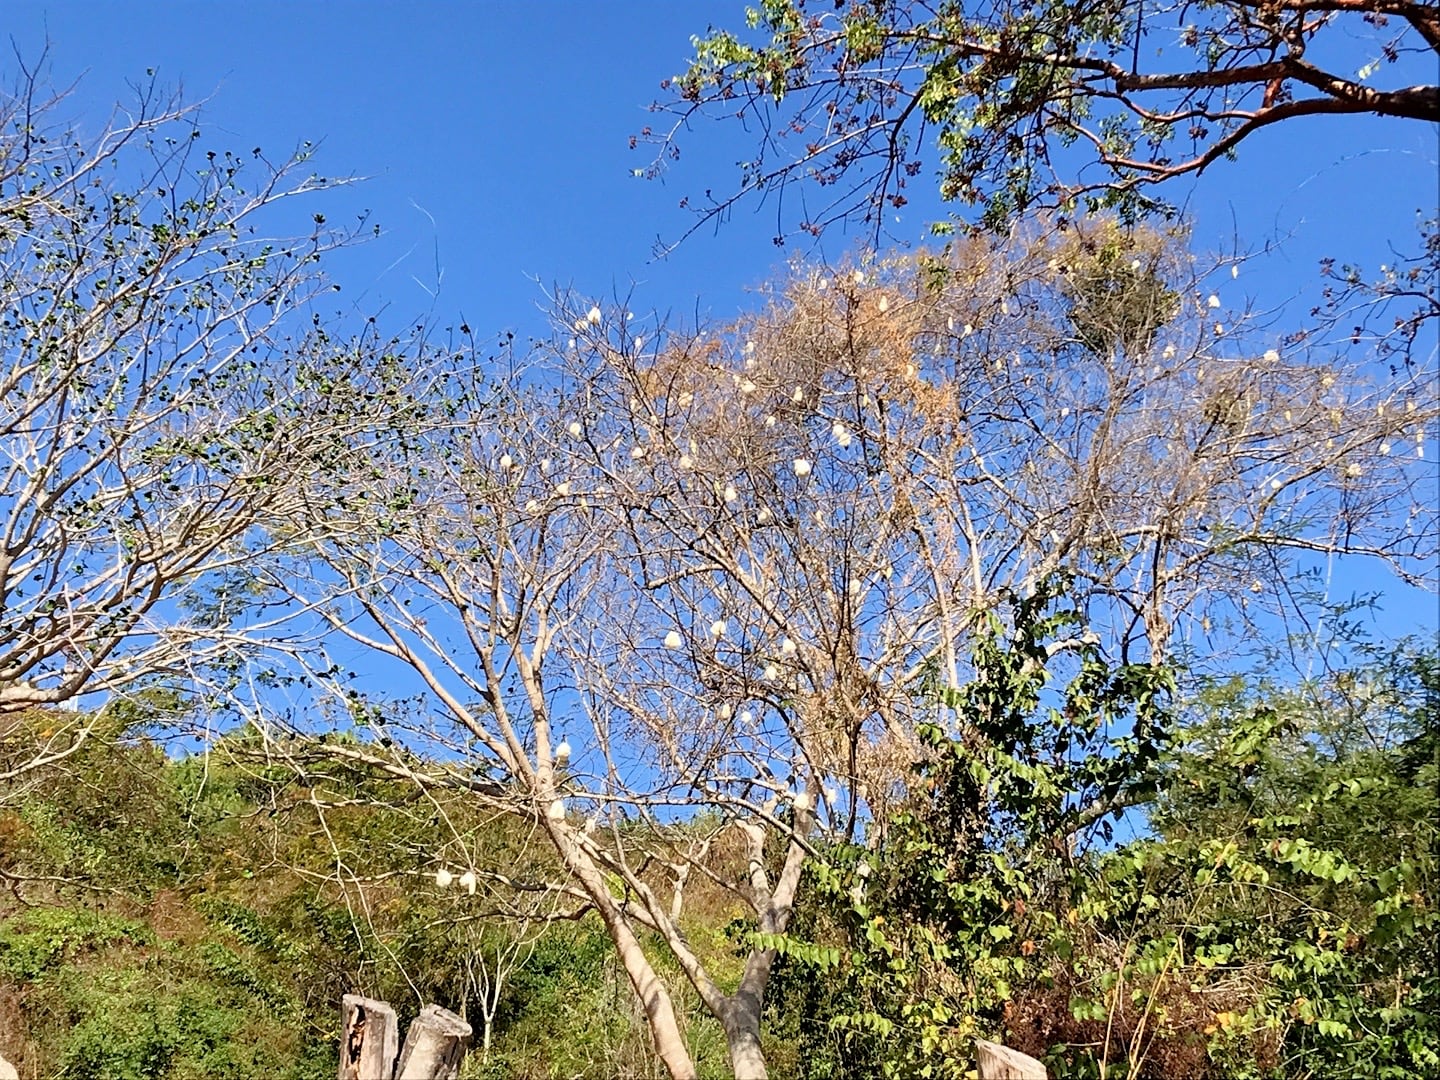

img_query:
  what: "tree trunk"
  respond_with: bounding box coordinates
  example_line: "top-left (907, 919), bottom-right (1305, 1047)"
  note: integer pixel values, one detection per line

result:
top-left (564, 842), bottom-right (697, 1079)
top-left (724, 1023), bottom-right (768, 1080)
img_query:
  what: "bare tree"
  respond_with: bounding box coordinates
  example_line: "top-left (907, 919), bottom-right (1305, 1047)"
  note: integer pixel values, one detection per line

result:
top-left (268, 221), bottom-right (1434, 1078)
top-left (0, 65), bottom-right (417, 779)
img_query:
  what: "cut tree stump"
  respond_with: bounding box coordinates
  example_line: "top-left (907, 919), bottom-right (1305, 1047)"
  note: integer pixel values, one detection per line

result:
top-left (975, 1039), bottom-right (1048, 1079)
top-left (394, 1004), bottom-right (472, 1080)
top-left (340, 996), bottom-right (399, 1080)
top-left (339, 995), bottom-right (472, 1080)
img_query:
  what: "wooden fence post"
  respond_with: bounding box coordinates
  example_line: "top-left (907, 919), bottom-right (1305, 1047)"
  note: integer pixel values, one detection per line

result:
top-left (975, 1039), bottom-right (1048, 1079)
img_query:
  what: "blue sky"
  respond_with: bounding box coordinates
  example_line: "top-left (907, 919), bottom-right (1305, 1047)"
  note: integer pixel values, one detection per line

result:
top-left (7, 1), bottom-right (1437, 642)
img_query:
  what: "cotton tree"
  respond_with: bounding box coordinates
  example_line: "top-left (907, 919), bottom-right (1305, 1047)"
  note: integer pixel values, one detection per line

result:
top-left (0, 70), bottom-right (417, 779)
top-left (266, 220), bottom-right (1433, 1078)
top-left (644, 0), bottom-right (1439, 238)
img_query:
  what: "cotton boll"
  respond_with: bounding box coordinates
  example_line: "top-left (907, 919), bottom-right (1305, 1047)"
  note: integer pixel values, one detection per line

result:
top-left (792, 387), bottom-right (805, 402)
top-left (756, 507), bottom-right (773, 524)
top-left (710, 619), bottom-right (728, 638)
top-left (1207, 294), bottom-right (1221, 309)
top-left (765, 414), bottom-right (777, 428)
top-left (877, 295), bottom-right (889, 313)
top-left (1232, 264), bottom-right (1240, 278)
top-left (1162, 344), bottom-right (1176, 359)
top-left (568, 421), bottom-right (583, 437)
top-left (780, 637), bottom-right (797, 657)
top-left (678, 454), bottom-right (693, 469)
top-left (555, 481), bottom-right (571, 496)
top-left (586, 305), bottom-right (602, 325)
top-left (435, 867), bottom-right (454, 889)
top-left (832, 421), bottom-right (851, 448)
top-left (634, 336), bottom-right (644, 351)
top-left (763, 663), bottom-right (780, 680)
top-left (459, 870), bottom-right (477, 895)
top-left (719, 703), bottom-right (733, 720)
top-left (1380, 442), bottom-right (1392, 455)
top-left (739, 709), bottom-right (754, 727)
top-left (499, 453), bottom-right (513, 471)
top-left (724, 483), bottom-right (738, 503)
top-left (852, 270), bottom-right (866, 285)
top-left (630, 445), bottom-right (647, 460)
top-left (525, 499), bottom-right (539, 512)
top-left (546, 799), bottom-right (566, 822)
top-left (664, 630), bottom-right (683, 649)
top-left (740, 379), bottom-right (757, 394)
top-left (554, 738), bottom-right (572, 768)
top-left (792, 458), bottom-right (812, 477)
top-left (792, 790), bottom-right (814, 811)
top-left (1264, 349), bottom-right (1280, 363)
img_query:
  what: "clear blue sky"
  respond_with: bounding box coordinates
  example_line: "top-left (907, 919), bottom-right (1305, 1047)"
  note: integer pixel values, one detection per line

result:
top-left (7, 1), bottom-right (1437, 640)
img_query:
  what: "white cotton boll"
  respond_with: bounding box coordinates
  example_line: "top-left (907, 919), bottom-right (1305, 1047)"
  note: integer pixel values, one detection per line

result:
top-left (1321, 374), bottom-right (1336, 389)
top-left (1380, 442), bottom-right (1392, 455)
top-left (568, 421), bottom-right (584, 437)
top-left (765, 414), bottom-right (777, 428)
top-left (1345, 463), bottom-right (1363, 478)
top-left (764, 663), bottom-right (780, 680)
top-left (568, 338), bottom-right (577, 350)
top-left (813, 509), bottom-right (826, 527)
top-left (1207, 294), bottom-right (1221, 309)
top-left (459, 870), bottom-right (478, 895)
top-left (1001, 299), bottom-right (1010, 316)
top-left (435, 867), bottom-right (454, 889)
top-left (780, 637), bottom-right (797, 657)
top-left (679, 391), bottom-right (694, 407)
top-left (1407, 400), bottom-right (1417, 413)
top-left (499, 453), bottom-right (513, 471)
top-left (1270, 478), bottom-right (1282, 490)
top-left (573, 318), bottom-right (588, 332)
top-left (792, 386), bottom-right (805, 402)
top-left (586, 306), bottom-right (602, 325)
top-left (963, 323), bottom-right (974, 337)
top-left (546, 799), bottom-right (566, 822)
top-left (1264, 349), bottom-right (1280, 363)
top-left (1418, 444), bottom-right (1426, 459)
top-left (739, 709), bottom-right (754, 727)
top-left (852, 270), bottom-right (866, 285)
top-left (719, 703), bottom-right (733, 720)
top-left (792, 790), bottom-right (814, 811)
top-left (723, 483), bottom-right (738, 503)
top-left (1162, 344), bottom-right (1176, 359)
top-left (678, 454), bottom-right (693, 469)
top-left (1232, 264), bottom-right (1240, 279)
top-left (1214, 323), bottom-right (1224, 335)
top-left (817, 277), bottom-right (830, 291)
top-left (877, 295), bottom-right (889, 313)
top-left (554, 738), bottom-right (572, 768)
top-left (946, 316), bottom-right (956, 332)
top-left (634, 336), bottom-right (644, 351)
top-left (847, 578), bottom-right (861, 596)
top-left (555, 481), bottom-right (571, 496)
top-left (664, 630), bottom-right (683, 649)
top-left (525, 499), bottom-right (539, 512)
top-left (740, 379), bottom-right (757, 394)
top-left (756, 507), bottom-right (773, 524)
top-left (630, 445), bottom-right (647, 460)
top-left (832, 421), bottom-right (851, 448)
top-left (1130, 259), bottom-right (1142, 271)
top-left (746, 340), bottom-right (756, 354)
top-left (1060, 407), bottom-right (1070, 419)
top-left (793, 458), bottom-right (812, 477)
top-left (905, 363), bottom-right (917, 378)
top-left (710, 619), bottom-right (728, 639)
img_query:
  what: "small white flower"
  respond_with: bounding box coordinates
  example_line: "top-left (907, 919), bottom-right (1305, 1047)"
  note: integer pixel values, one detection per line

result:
top-left (710, 619), bottom-right (728, 638)
top-left (664, 630), bottom-right (683, 649)
top-left (1130, 259), bottom-right (1142, 271)
top-left (1001, 299), bottom-right (1011, 316)
top-left (435, 867), bottom-right (454, 888)
top-left (1207, 294), bottom-right (1221, 309)
top-left (586, 305), bottom-right (602, 325)
top-left (459, 870), bottom-right (477, 895)
top-left (1214, 323), bottom-right (1224, 335)
top-left (568, 337), bottom-right (577, 350)
top-left (963, 323), bottom-right (974, 337)
top-left (832, 421), bottom-right (851, 448)
top-left (554, 738), bottom-right (572, 767)
top-left (1321, 374), bottom-right (1336, 389)
top-left (1060, 407), bottom-right (1070, 419)
top-left (1250, 580), bottom-right (1264, 594)
top-left (792, 458), bottom-right (812, 477)
top-left (1270, 478), bottom-right (1282, 490)
top-left (780, 637), bottom-right (797, 657)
